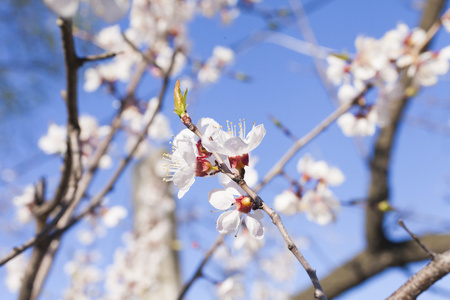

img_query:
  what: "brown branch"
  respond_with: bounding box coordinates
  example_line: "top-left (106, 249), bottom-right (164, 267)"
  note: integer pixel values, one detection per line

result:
top-left (177, 235), bottom-right (225, 300)
top-left (293, 234), bottom-right (450, 299)
top-left (398, 220), bottom-right (436, 258)
top-left (387, 250), bottom-right (450, 300)
top-left (79, 51), bottom-right (118, 65)
top-left (261, 203), bottom-right (327, 299)
top-left (18, 17), bottom-right (83, 300)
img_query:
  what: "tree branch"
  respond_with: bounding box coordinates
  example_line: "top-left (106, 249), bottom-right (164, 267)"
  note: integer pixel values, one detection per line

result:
top-left (177, 235), bottom-right (225, 300)
top-left (387, 250), bottom-right (450, 300)
top-left (293, 235), bottom-right (450, 299)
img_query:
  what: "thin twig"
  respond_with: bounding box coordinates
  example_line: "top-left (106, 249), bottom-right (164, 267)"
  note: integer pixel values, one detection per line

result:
top-left (398, 219), bottom-right (436, 258)
top-left (177, 235), bottom-right (225, 300)
top-left (254, 90), bottom-right (366, 193)
top-left (79, 51), bottom-right (118, 65)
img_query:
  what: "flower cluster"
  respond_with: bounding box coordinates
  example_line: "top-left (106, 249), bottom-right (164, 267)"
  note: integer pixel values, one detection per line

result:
top-left (38, 115), bottom-right (112, 169)
top-left (198, 46), bottom-right (235, 84)
top-left (328, 22), bottom-right (450, 137)
top-left (274, 154), bottom-right (344, 225)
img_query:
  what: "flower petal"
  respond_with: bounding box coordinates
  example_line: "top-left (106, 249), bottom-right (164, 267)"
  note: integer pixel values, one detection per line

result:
top-left (43, 0), bottom-right (79, 18)
top-left (245, 211), bottom-right (264, 239)
top-left (173, 164), bottom-right (195, 198)
top-left (208, 189), bottom-right (235, 210)
top-left (216, 210), bottom-right (240, 235)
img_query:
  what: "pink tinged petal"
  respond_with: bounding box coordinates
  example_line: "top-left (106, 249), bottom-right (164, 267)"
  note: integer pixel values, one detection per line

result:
top-left (246, 210), bottom-right (264, 239)
top-left (208, 189), bottom-right (235, 210)
top-left (43, 0), bottom-right (79, 18)
top-left (216, 210), bottom-right (240, 235)
top-left (173, 164), bottom-right (195, 199)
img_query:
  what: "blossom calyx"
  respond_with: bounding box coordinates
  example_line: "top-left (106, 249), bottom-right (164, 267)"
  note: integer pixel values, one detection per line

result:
top-left (173, 79), bottom-right (189, 118)
top-left (235, 195), bottom-right (253, 213)
top-left (195, 158), bottom-right (218, 177)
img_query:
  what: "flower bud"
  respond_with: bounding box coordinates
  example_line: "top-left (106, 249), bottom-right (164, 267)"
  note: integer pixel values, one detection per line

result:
top-left (173, 79), bottom-right (188, 117)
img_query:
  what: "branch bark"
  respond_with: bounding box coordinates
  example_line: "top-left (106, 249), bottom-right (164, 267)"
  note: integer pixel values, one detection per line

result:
top-left (293, 235), bottom-right (450, 299)
top-left (387, 250), bottom-right (450, 300)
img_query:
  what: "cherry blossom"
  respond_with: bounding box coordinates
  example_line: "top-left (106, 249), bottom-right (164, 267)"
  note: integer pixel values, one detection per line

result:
top-left (337, 110), bottom-right (378, 137)
top-left (13, 185), bottom-right (36, 224)
top-left (163, 119), bottom-right (219, 198)
top-left (273, 190), bottom-right (300, 216)
top-left (299, 187), bottom-right (340, 225)
top-left (102, 205), bottom-right (128, 228)
top-left (43, 0), bottom-right (130, 22)
top-left (163, 129), bottom-right (198, 198)
top-left (198, 46), bottom-right (235, 83)
top-left (217, 276), bottom-right (245, 300)
top-left (201, 118), bottom-right (265, 166)
top-left (208, 187), bottom-right (264, 239)
top-left (5, 254), bottom-right (27, 292)
top-left (38, 123), bottom-right (67, 155)
top-left (297, 154), bottom-right (345, 186)
top-left (408, 47), bottom-right (450, 87)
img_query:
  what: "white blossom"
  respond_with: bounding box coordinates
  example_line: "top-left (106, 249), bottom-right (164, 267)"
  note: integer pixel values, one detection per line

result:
top-left (273, 190), bottom-right (300, 216)
top-left (5, 254), bottom-right (27, 292)
top-left (217, 276), bottom-right (245, 300)
top-left (337, 110), bottom-right (378, 137)
top-left (102, 205), bottom-right (128, 228)
top-left (297, 154), bottom-right (345, 186)
top-left (208, 186), bottom-right (264, 239)
top-left (43, 0), bottom-right (129, 22)
top-left (38, 123), bottom-right (67, 155)
top-left (163, 128), bottom-right (199, 198)
top-left (201, 118), bottom-right (266, 157)
top-left (299, 188), bottom-right (340, 225)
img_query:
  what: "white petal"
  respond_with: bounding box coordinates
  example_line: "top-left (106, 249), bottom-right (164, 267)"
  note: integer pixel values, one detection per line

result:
top-left (273, 190), bottom-right (299, 215)
top-left (173, 164), bottom-right (195, 199)
top-left (43, 0), bottom-right (79, 18)
top-left (218, 174), bottom-right (245, 196)
top-left (197, 117), bottom-right (219, 134)
top-left (245, 211), bottom-right (264, 239)
top-left (244, 124), bottom-right (266, 151)
top-left (208, 189), bottom-right (235, 210)
top-left (216, 210), bottom-right (240, 235)
top-left (88, 0), bottom-right (130, 23)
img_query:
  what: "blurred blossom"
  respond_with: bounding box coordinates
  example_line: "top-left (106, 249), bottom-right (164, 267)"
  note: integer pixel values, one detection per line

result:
top-left (13, 185), bottom-right (35, 224)
top-left (198, 46), bottom-right (235, 83)
top-left (102, 205), bottom-right (128, 228)
top-left (5, 254), bottom-right (27, 292)
top-left (337, 110), bottom-right (378, 137)
top-left (299, 188), bottom-right (340, 225)
top-left (38, 123), bottom-right (67, 155)
top-left (43, 0), bottom-right (130, 22)
top-left (217, 276), bottom-right (245, 300)
top-left (297, 154), bottom-right (345, 186)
